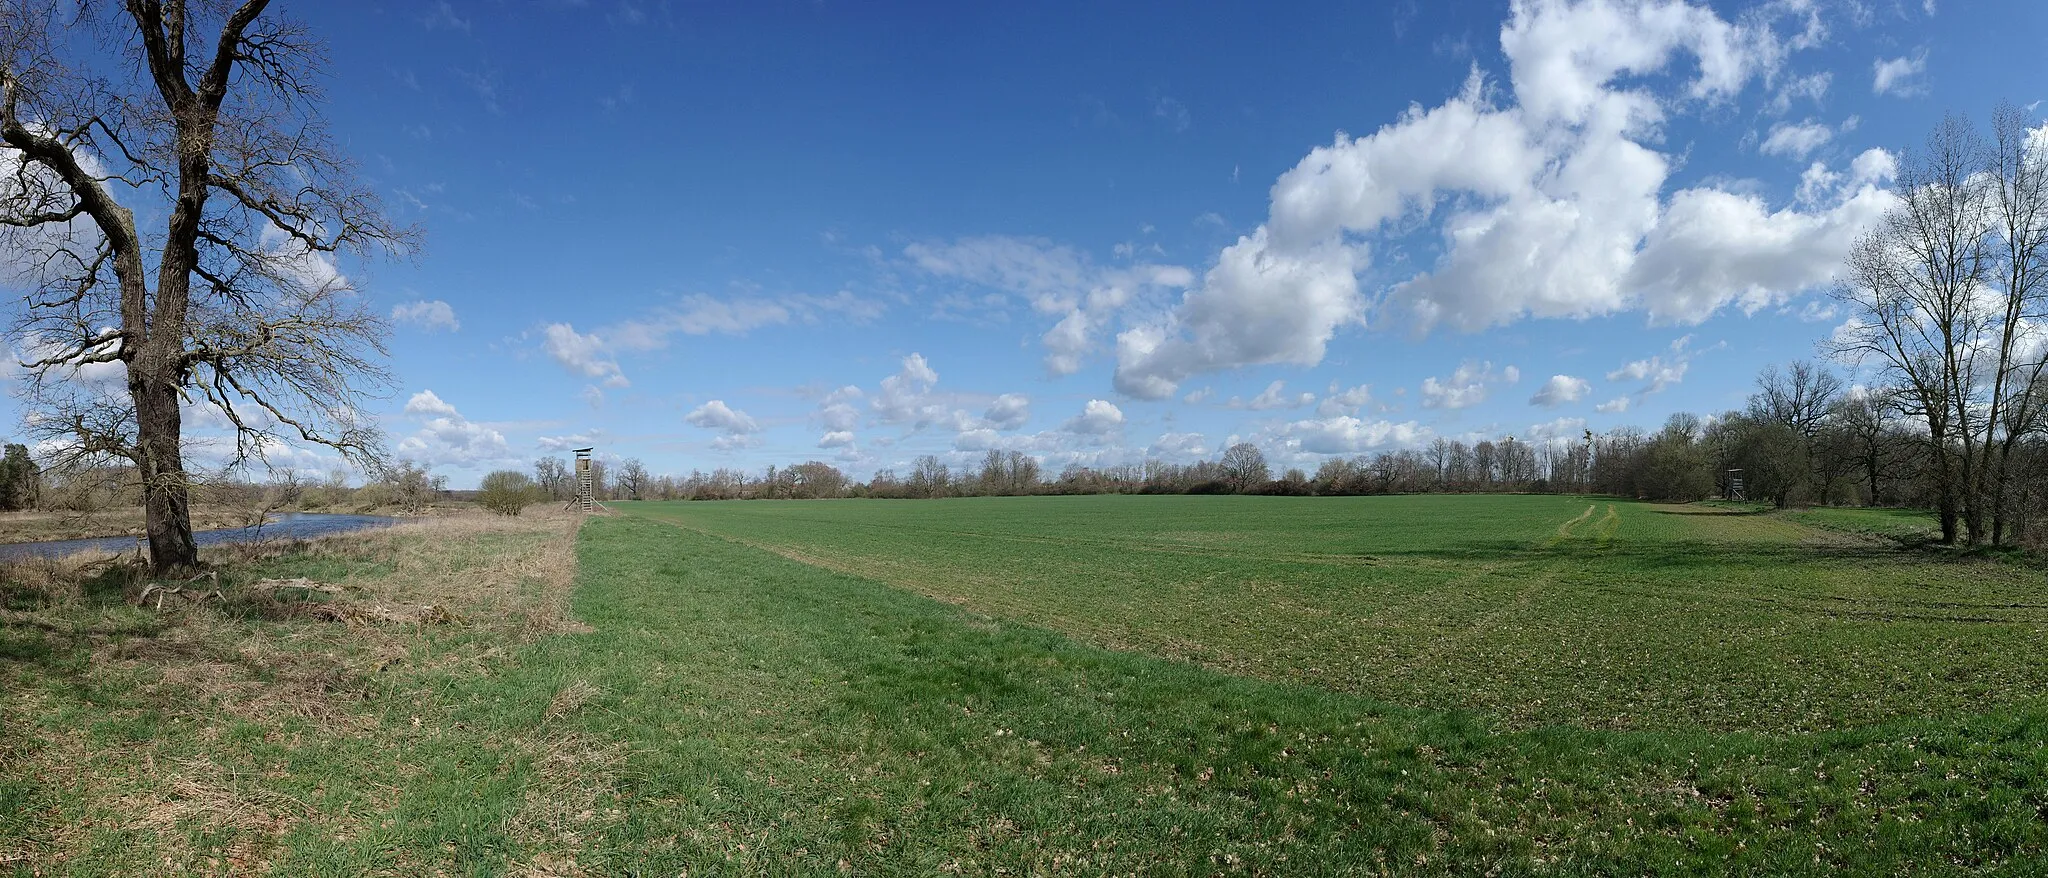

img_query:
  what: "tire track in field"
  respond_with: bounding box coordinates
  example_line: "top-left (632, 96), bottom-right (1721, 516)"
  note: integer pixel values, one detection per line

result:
top-left (631, 513), bottom-right (885, 581)
top-left (1593, 505), bottom-right (1622, 543)
top-left (1574, 578), bottom-right (2048, 624)
top-left (630, 513), bottom-right (1227, 648)
top-left (1554, 505), bottom-right (1595, 540)
top-left (1395, 557), bottom-right (1564, 682)
top-left (1392, 505), bottom-right (1613, 684)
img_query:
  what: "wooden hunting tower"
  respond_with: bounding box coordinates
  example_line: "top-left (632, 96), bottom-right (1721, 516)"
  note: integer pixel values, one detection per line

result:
top-left (574, 447), bottom-right (595, 512)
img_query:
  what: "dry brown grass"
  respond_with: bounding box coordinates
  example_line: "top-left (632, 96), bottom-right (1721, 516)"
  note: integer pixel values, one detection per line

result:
top-left (1, 507), bottom-right (589, 874)
top-left (228, 508), bottom-right (585, 630)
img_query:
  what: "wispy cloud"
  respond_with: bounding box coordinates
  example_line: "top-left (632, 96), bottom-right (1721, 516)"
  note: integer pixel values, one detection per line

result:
top-left (1873, 51), bottom-right (1927, 96)
top-left (392, 299), bottom-right (459, 332)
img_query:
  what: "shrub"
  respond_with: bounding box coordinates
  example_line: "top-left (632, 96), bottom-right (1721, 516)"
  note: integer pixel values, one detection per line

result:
top-left (479, 470), bottom-right (541, 517)
top-left (380, 460), bottom-right (445, 514)
top-left (351, 482), bottom-right (393, 511)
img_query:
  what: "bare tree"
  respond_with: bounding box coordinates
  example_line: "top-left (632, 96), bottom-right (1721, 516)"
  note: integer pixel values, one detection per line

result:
top-left (1750, 361), bottom-right (1844, 441)
top-left (907, 454), bottom-right (950, 499)
top-left (0, 1), bottom-right (409, 571)
top-left (1833, 110), bottom-right (2048, 544)
top-left (1003, 450), bottom-right (1040, 494)
top-left (975, 448), bottom-right (1006, 496)
top-left (379, 459), bottom-right (443, 515)
top-left (1219, 442), bottom-right (1268, 492)
top-left (1445, 440), bottom-right (1473, 489)
top-left (1746, 360), bottom-right (1843, 501)
top-left (616, 457), bottom-right (648, 501)
top-left (533, 456), bottom-right (571, 501)
top-left (1471, 440), bottom-right (1497, 488)
top-left (1981, 104), bottom-right (2048, 544)
top-left (1425, 438), bottom-right (1451, 487)
top-left (787, 460), bottom-right (846, 499)
top-left (1833, 116), bottom-right (1991, 544)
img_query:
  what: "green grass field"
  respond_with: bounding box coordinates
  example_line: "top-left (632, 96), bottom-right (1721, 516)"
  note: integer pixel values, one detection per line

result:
top-left (5, 495), bottom-right (2048, 874)
top-left (625, 494), bottom-right (2048, 734)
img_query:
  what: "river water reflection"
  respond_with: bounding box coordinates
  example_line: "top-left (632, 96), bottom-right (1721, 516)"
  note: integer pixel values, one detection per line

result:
top-left (0, 512), bottom-right (402, 561)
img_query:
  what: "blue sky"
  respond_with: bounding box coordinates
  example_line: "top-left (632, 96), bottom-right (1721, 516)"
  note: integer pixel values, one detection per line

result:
top-left (20, 0), bottom-right (2048, 486)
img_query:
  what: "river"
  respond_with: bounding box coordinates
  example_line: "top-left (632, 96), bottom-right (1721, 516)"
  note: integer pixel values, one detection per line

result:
top-left (0, 512), bottom-right (403, 561)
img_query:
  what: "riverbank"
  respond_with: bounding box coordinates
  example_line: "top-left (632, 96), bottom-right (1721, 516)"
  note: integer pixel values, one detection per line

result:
top-left (0, 508), bottom-right (253, 545)
top-left (0, 508), bottom-right (584, 873)
top-left (0, 502), bottom-right (479, 546)
top-left (0, 513), bottom-right (409, 562)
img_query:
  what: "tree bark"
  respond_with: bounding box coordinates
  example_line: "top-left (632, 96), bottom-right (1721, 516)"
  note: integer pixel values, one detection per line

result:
top-left (1933, 453), bottom-right (1960, 545)
top-left (132, 359), bottom-right (198, 571)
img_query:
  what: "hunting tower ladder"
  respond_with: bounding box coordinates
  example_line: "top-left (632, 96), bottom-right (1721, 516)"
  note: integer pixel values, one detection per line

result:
top-left (574, 447), bottom-right (595, 512)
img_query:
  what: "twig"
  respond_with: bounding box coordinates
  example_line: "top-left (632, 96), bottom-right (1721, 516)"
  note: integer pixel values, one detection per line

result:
top-left (248, 576), bottom-right (340, 596)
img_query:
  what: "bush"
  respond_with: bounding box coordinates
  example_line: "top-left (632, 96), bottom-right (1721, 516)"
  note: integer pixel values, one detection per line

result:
top-left (350, 483), bottom-right (393, 511)
top-left (479, 470), bottom-right (540, 517)
top-left (297, 485), bottom-right (338, 510)
top-left (380, 460), bottom-right (445, 514)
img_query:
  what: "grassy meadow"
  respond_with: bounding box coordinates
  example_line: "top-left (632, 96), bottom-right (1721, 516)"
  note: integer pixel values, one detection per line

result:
top-left (627, 494), bottom-right (2048, 734)
top-left (4, 494), bottom-right (2047, 874)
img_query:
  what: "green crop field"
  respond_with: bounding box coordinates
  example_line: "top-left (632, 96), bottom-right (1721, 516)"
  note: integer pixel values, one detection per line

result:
top-left (9, 495), bottom-right (2048, 874)
top-left (622, 494), bottom-right (2048, 735)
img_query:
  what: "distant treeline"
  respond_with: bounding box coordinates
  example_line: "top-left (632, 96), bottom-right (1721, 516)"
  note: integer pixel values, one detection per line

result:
top-left (532, 357), bottom-right (2044, 550)
top-left (14, 460), bottom-right (453, 518)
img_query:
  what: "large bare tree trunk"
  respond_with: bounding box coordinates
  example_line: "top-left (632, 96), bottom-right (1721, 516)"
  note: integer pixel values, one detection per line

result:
top-left (133, 363), bottom-right (198, 571)
top-left (2, 0), bottom-right (406, 575)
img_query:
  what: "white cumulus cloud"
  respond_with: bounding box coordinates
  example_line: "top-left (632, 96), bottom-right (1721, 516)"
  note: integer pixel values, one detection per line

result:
top-left (1529, 374), bottom-right (1591, 407)
top-left (983, 393), bottom-right (1031, 430)
top-left (1605, 336), bottom-right (1709, 397)
top-left (603, 291), bottom-right (883, 352)
top-left (815, 385), bottom-right (864, 432)
top-left (542, 323), bottom-right (628, 388)
top-left (1282, 416), bottom-right (1430, 455)
top-left (686, 400), bottom-right (761, 435)
top-left (394, 390), bottom-right (512, 469)
top-left (872, 353), bottom-right (947, 428)
top-left (1229, 380), bottom-right (1316, 411)
top-left (392, 299), bottom-right (459, 332)
top-left (1062, 399), bottom-right (1125, 435)
top-left (906, 236), bottom-right (1193, 375)
top-left (1317, 383), bottom-right (1373, 417)
top-left (1148, 431), bottom-right (1210, 460)
top-left (1114, 230), bottom-right (1360, 399)
top-left (403, 389), bottom-right (461, 418)
top-left (1109, 0), bottom-right (1889, 399)
top-left (1759, 120), bottom-right (1832, 158)
top-left (1421, 360), bottom-right (1519, 410)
